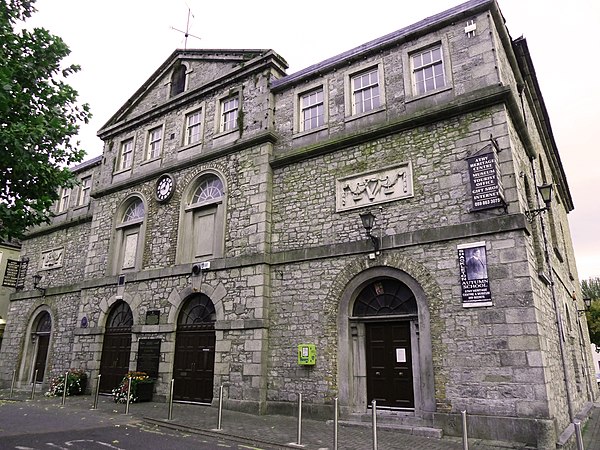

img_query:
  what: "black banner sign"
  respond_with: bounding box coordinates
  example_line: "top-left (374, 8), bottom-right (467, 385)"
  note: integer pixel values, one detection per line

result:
top-left (467, 151), bottom-right (504, 210)
top-left (136, 339), bottom-right (161, 379)
top-left (458, 242), bottom-right (492, 307)
top-left (2, 258), bottom-right (28, 289)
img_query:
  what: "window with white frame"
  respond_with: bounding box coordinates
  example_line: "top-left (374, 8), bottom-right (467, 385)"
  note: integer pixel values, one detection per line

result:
top-left (146, 126), bottom-right (162, 160)
top-left (113, 197), bottom-right (145, 272)
top-left (185, 109), bottom-right (202, 145)
top-left (118, 139), bottom-right (133, 171)
top-left (58, 187), bottom-right (71, 213)
top-left (300, 88), bottom-right (324, 131)
top-left (351, 68), bottom-right (380, 115)
top-left (78, 176), bottom-right (92, 206)
top-left (412, 45), bottom-right (446, 95)
top-left (220, 96), bottom-right (239, 133)
top-left (177, 173), bottom-right (225, 262)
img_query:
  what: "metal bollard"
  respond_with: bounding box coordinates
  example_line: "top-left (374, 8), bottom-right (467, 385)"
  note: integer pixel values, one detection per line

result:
top-left (61, 371), bottom-right (68, 406)
top-left (9, 369), bottom-right (16, 399)
top-left (574, 421), bottom-right (584, 450)
top-left (30, 370), bottom-right (38, 400)
top-left (125, 376), bottom-right (132, 415)
top-left (92, 374), bottom-right (101, 410)
top-left (216, 385), bottom-right (224, 430)
top-left (168, 379), bottom-right (174, 420)
top-left (371, 400), bottom-right (378, 450)
top-left (462, 410), bottom-right (469, 450)
top-left (296, 393), bottom-right (303, 446)
top-left (333, 397), bottom-right (339, 450)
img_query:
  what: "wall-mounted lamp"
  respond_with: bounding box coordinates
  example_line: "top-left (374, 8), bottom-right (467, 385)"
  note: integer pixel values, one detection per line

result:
top-left (359, 211), bottom-right (380, 253)
top-left (32, 273), bottom-right (46, 296)
top-left (525, 183), bottom-right (553, 222)
top-left (577, 297), bottom-right (592, 316)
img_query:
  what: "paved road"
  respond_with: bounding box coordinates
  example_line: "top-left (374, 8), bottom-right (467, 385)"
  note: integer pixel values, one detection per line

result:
top-left (0, 400), bottom-right (274, 450)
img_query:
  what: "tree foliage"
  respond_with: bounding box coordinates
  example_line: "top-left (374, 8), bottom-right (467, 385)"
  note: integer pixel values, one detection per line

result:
top-left (0, 0), bottom-right (91, 240)
top-left (582, 277), bottom-right (600, 346)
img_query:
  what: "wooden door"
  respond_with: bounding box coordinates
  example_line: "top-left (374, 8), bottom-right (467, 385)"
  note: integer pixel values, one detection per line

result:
top-left (173, 329), bottom-right (215, 403)
top-left (33, 334), bottom-right (50, 382)
top-left (99, 332), bottom-right (132, 393)
top-left (365, 321), bottom-right (414, 409)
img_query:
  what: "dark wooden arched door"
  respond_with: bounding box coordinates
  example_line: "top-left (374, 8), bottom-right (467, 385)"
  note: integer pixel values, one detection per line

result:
top-left (173, 294), bottom-right (216, 403)
top-left (99, 301), bottom-right (133, 393)
top-left (32, 312), bottom-right (51, 383)
top-left (353, 278), bottom-right (417, 409)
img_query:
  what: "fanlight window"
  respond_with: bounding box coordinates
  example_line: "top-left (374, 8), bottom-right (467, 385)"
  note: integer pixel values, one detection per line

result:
top-left (353, 279), bottom-right (417, 316)
top-left (178, 295), bottom-right (216, 330)
top-left (190, 176), bottom-right (224, 206)
top-left (36, 311), bottom-right (52, 333)
top-left (106, 301), bottom-right (133, 330)
top-left (122, 199), bottom-right (144, 223)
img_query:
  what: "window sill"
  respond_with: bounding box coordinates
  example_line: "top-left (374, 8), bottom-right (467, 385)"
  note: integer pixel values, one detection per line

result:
top-left (405, 85), bottom-right (452, 104)
top-left (214, 128), bottom-right (239, 139)
top-left (113, 167), bottom-right (132, 176)
top-left (178, 141), bottom-right (203, 152)
top-left (344, 105), bottom-right (386, 124)
top-left (293, 125), bottom-right (328, 139)
top-left (140, 156), bottom-right (162, 166)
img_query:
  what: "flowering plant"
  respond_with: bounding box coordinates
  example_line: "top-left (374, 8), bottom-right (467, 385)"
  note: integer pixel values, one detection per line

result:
top-left (45, 369), bottom-right (87, 397)
top-left (112, 371), bottom-right (153, 403)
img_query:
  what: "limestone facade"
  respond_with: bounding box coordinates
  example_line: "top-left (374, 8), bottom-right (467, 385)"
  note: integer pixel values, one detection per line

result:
top-left (1, 0), bottom-right (597, 447)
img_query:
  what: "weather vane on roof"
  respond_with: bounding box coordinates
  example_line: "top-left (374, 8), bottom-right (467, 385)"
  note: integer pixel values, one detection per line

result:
top-left (171, 5), bottom-right (201, 49)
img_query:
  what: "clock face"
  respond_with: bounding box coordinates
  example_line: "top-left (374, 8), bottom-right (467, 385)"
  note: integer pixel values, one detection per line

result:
top-left (155, 174), bottom-right (175, 202)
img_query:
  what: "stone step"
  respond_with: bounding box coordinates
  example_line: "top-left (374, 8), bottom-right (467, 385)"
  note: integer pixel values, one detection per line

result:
top-left (336, 417), bottom-right (443, 439)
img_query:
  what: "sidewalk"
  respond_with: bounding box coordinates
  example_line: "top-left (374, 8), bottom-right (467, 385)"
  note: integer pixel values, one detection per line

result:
top-left (1, 389), bottom-right (599, 450)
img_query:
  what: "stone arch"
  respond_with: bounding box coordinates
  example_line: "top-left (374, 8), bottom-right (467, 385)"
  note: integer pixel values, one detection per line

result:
top-left (167, 282), bottom-right (226, 324)
top-left (18, 303), bottom-right (56, 387)
top-left (98, 293), bottom-right (140, 329)
top-left (330, 253), bottom-right (442, 416)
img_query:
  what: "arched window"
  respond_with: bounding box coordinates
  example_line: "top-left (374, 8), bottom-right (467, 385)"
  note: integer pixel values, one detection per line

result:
top-left (353, 278), bottom-right (418, 317)
top-left (177, 173), bottom-right (226, 263)
top-left (106, 301), bottom-right (134, 330)
top-left (111, 196), bottom-right (146, 274)
top-left (178, 294), bottom-right (216, 330)
top-left (170, 62), bottom-right (187, 97)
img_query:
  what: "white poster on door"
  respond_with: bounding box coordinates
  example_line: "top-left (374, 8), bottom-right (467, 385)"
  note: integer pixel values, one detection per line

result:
top-left (396, 348), bottom-right (406, 363)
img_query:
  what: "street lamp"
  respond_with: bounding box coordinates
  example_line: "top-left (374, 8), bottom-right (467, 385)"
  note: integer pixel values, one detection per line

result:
top-left (32, 274), bottom-right (46, 296)
top-left (577, 297), bottom-right (592, 316)
top-left (525, 183), bottom-right (553, 222)
top-left (359, 211), bottom-right (380, 253)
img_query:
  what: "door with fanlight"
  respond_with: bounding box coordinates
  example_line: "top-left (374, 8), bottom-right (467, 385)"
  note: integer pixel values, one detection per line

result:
top-left (99, 301), bottom-right (133, 393)
top-left (353, 278), bottom-right (417, 409)
top-left (173, 294), bottom-right (216, 403)
top-left (32, 312), bottom-right (52, 383)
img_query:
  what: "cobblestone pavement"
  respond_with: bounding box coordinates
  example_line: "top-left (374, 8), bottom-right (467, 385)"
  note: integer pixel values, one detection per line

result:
top-left (1, 390), bottom-right (599, 450)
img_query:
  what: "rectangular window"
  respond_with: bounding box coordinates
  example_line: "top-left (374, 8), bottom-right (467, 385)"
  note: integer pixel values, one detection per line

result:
top-left (412, 46), bottom-right (446, 95)
top-left (121, 230), bottom-right (139, 269)
top-left (78, 176), bottom-right (92, 206)
top-left (118, 139), bottom-right (133, 171)
top-left (220, 97), bottom-right (239, 132)
top-left (300, 88), bottom-right (324, 131)
top-left (58, 187), bottom-right (71, 213)
top-left (147, 127), bottom-right (162, 159)
top-left (186, 110), bottom-right (202, 145)
top-left (352, 68), bottom-right (380, 115)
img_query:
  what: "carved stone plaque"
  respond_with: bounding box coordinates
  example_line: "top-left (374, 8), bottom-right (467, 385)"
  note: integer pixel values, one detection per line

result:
top-left (336, 162), bottom-right (413, 211)
top-left (40, 247), bottom-right (64, 270)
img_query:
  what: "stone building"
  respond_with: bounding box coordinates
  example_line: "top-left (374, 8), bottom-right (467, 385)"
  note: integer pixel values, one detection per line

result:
top-left (0, 239), bottom-right (21, 348)
top-left (1, 0), bottom-right (597, 447)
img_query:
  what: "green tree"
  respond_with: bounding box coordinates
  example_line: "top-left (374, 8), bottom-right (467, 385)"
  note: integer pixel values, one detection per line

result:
top-left (0, 0), bottom-right (91, 240)
top-left (582, 277), bottom-right (600, 346)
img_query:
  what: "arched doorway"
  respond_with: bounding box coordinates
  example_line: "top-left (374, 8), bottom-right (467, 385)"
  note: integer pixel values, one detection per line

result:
top-left (353, 278), bottom-right (417, 409)
top-left (173, 294), bottom-right (216, 403)
top-left (31, 311), bottom-right (52, 383)
top-left (99, 301), bottom-right (133, 393)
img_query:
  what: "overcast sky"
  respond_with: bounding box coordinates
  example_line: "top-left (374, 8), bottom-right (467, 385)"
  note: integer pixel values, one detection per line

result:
top-left (25, 0), bottom-right (600, 280)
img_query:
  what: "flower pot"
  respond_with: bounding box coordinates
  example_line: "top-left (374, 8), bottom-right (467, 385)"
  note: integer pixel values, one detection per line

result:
top-left (136, 382), bottom-right (154, 402)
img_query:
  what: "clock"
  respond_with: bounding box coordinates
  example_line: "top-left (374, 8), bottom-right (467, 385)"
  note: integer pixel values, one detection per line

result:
top-left (155, 174), bottom-right (175, 202)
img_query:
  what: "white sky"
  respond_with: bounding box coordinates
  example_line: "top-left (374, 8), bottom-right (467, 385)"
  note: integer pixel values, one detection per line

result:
top-left (26, 0), bottom-right (600, 280)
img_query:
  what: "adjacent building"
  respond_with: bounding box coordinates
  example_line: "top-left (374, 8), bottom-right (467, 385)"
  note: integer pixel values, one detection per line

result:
top-left (1, 0), bottom-right (597, 447)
